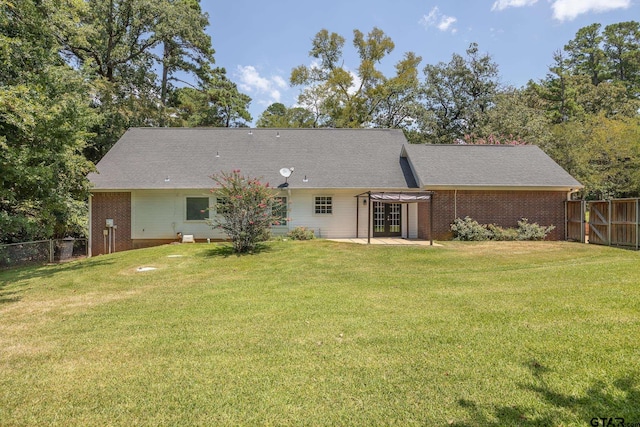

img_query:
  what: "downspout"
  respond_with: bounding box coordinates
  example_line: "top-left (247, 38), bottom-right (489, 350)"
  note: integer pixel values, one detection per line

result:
top-left (454, 189), bottom-right (458, 220)
top-left (430, 193), bottom-right (434, 246)
top-left (88, 194), bottom-right (92, 258)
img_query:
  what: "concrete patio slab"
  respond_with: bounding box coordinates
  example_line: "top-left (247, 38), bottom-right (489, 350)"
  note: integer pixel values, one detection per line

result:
top-left (327, 238), bottom-right (441, 246)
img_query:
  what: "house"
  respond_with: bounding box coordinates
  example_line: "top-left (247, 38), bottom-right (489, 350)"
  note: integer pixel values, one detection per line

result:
top-left (87, 127), bottom-right (582, 256)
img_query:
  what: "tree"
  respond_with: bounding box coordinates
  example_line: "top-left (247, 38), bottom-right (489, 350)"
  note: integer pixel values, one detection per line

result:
top-left (49, 0), bottom-right (223, 160)
top-left (417, 43), bottom-right (499, 143)
top-left (209, 170), bottom-right (282, 253)
top-left (290, 27), bottom-right (422, 129)
top-left (530, 50), bottom-right (639, 124)
top-left (370, 52), bottom-right (423, 129)
top-left (465, 87), bottom-right (553, 147)
top-left (256, 103), bottom-right (315, 128)
top-left (603, 21), bottom-right (640, 97)
top-left (168, 67), bottom-right (252, 127)
top-left (154, 0), bottom-right (215, 125)
top-left (564, 23), bottom-right (606, 86)
top-left (1, 0), bottom-right (96, 243)
top-left (562, 21), bottom-right (640, 98)
top-left (548, 115), bottom-right (640, 199)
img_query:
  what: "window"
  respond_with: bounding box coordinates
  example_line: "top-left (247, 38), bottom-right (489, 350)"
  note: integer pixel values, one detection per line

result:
top-left (314, 196), bottom-right (333, 214)
top-left (186, 197), bottom-right (209, 221)
top-left (272, 197), bottom-right (287, 226)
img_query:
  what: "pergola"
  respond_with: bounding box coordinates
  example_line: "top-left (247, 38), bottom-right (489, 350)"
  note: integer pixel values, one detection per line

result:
top-left (355, 191), bottom-right (434, 245)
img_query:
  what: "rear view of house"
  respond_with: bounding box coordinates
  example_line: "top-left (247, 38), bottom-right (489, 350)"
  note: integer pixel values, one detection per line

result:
top-left (88, 128), bottom-right (582, 256)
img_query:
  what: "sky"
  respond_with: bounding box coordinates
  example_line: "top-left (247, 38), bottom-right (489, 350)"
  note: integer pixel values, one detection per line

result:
top-left (200, 0), bottom-right (639, 125)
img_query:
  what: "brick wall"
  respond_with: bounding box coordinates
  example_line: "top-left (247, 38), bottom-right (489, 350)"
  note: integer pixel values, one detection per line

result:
top-left (91, 192), bottom-right (132, 256)
top-left (418, 190), bottom-right (567, 240)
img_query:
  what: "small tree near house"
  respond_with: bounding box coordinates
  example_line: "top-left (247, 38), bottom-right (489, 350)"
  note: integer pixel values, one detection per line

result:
top-left (209, 170), bottom-right (283, 253)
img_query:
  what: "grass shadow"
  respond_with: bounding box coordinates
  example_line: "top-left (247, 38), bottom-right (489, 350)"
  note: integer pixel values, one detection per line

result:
top-left (0, 257), bottom-right (116, 305)
top-left (454, 359), bottom-right (640, 426)
top-left (197, 242), bottom-right (275, 258)
top-left (452, 398), bottom-right (556, 426)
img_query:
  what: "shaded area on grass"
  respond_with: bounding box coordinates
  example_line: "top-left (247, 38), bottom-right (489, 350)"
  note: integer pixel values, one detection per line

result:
top-left (196, 242), bottom-right (275, 258)
top-left (0, 257), bottom-right (116, 305)
top-left (454, 359), bottom-right (640, 426)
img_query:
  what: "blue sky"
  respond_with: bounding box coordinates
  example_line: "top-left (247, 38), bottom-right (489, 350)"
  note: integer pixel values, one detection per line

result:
top-left (201, 0), bottom-right (638, 124)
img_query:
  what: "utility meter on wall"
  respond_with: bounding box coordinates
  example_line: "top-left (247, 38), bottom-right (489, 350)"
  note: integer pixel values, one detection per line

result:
top-left (106, 218), bottom-right (114, 227)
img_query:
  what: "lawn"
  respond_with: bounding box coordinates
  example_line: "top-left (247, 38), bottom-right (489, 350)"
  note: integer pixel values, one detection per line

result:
top-left (1, 240), bottom-right (639, 426)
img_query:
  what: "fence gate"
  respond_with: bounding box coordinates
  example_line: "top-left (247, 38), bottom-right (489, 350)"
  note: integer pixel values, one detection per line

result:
top-left (565, 200), bottom-right (586, 242)
top-left (587, 199), bottom-right (640, 250)
top-left (589, 201), bottom-right (610, 245)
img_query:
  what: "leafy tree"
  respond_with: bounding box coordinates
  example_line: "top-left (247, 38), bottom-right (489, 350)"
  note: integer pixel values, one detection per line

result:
top-left (563, 21), bottom-right (640, 97)
top-left (564, 23), bottom-right (606, 86)
top-left (548, 115), bottom-right (640, 199)
top-left (370, 52), bottom-right (423, 129)
top-left (603, 21), bottom-right (640, 96)
top-left (530, 51), bottom-right (639, 125)
top-left (49, 0), bottom-right (223, 160)
top-left (209, 170), bottom-right (282, 253)
top-left (256, 103), bottom-right (315, 128)
top-left (1, 0), bottom-right (96, 243)
top-left (155, 0), bottom-right (215, 124)
top-left (168, 67), bottom-right (252, 127)
top-left (290, 27), bottom-right (422, 129)
top-left (532, 51), bottom-right (588, 123)
top-left (466, 87), bottom-right (553, 147)
top-left (417, 43), bottom-right (499, 143)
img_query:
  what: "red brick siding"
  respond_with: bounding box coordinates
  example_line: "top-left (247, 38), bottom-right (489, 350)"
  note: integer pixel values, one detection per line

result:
top-left (91, 192), bottom-right (132, 255)
top-left (418, 190), bottom-right (567, 240)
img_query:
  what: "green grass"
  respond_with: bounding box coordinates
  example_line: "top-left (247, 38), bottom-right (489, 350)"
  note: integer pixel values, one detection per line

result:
top-left (1, 240), bottom-right (639, 426)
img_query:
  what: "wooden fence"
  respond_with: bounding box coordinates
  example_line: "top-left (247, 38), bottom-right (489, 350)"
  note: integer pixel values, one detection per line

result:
top-left (587, 199), bottom-right (640, 249)
top-left (565, 200), bottom-right (586, 243)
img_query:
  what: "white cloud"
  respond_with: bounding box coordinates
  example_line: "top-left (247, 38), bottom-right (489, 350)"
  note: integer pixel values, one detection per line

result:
top-left (419, 7), bottom-right (458, 34)
top-left (235, 65), bottom-right (284, 104)
top-left (550, 0), bottom-right (631, 21)
top-left (491, 0), bottom-right (538, 12)
top-left (272, 75), bottom-right (287, 89)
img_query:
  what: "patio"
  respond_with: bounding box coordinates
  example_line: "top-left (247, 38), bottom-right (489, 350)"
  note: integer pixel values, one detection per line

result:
top-left (328, 238), bottom-right (440, 246)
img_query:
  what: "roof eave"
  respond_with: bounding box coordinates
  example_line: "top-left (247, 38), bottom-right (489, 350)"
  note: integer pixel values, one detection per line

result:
top-left (422, 185), bottom-right (584, 191)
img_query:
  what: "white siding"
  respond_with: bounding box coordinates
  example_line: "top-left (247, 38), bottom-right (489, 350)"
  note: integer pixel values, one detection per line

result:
top-left (131, 189), bottom-right (420, 240)
top-left (405, 203), bottom-right (419, 239)
top-left (285, 189), bottom-right (359, 238)
top-left (287, 189), bottom-right (420, 239)
top-left (131, 190), bottom-right (226, 240)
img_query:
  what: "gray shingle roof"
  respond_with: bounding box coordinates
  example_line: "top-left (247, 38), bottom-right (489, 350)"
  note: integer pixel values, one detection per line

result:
top-left (89, 128), bottom-right (414, 190)
top-left (402, 144), bottom-right (583, 189)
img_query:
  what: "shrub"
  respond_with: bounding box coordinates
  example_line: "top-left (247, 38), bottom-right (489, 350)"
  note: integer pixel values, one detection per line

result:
top-left (516, 218), bottom-right (555, 241)
top-left (287, 226), bottom-right (315, 240)
top-left (209, 170), bottom-right (281, 253)
top-left (487, 224), bottom-right (518, 241)
top-left (450, 217), bottom-right (491, 241)
top-left (451, 217), bottom-right (556, 241)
